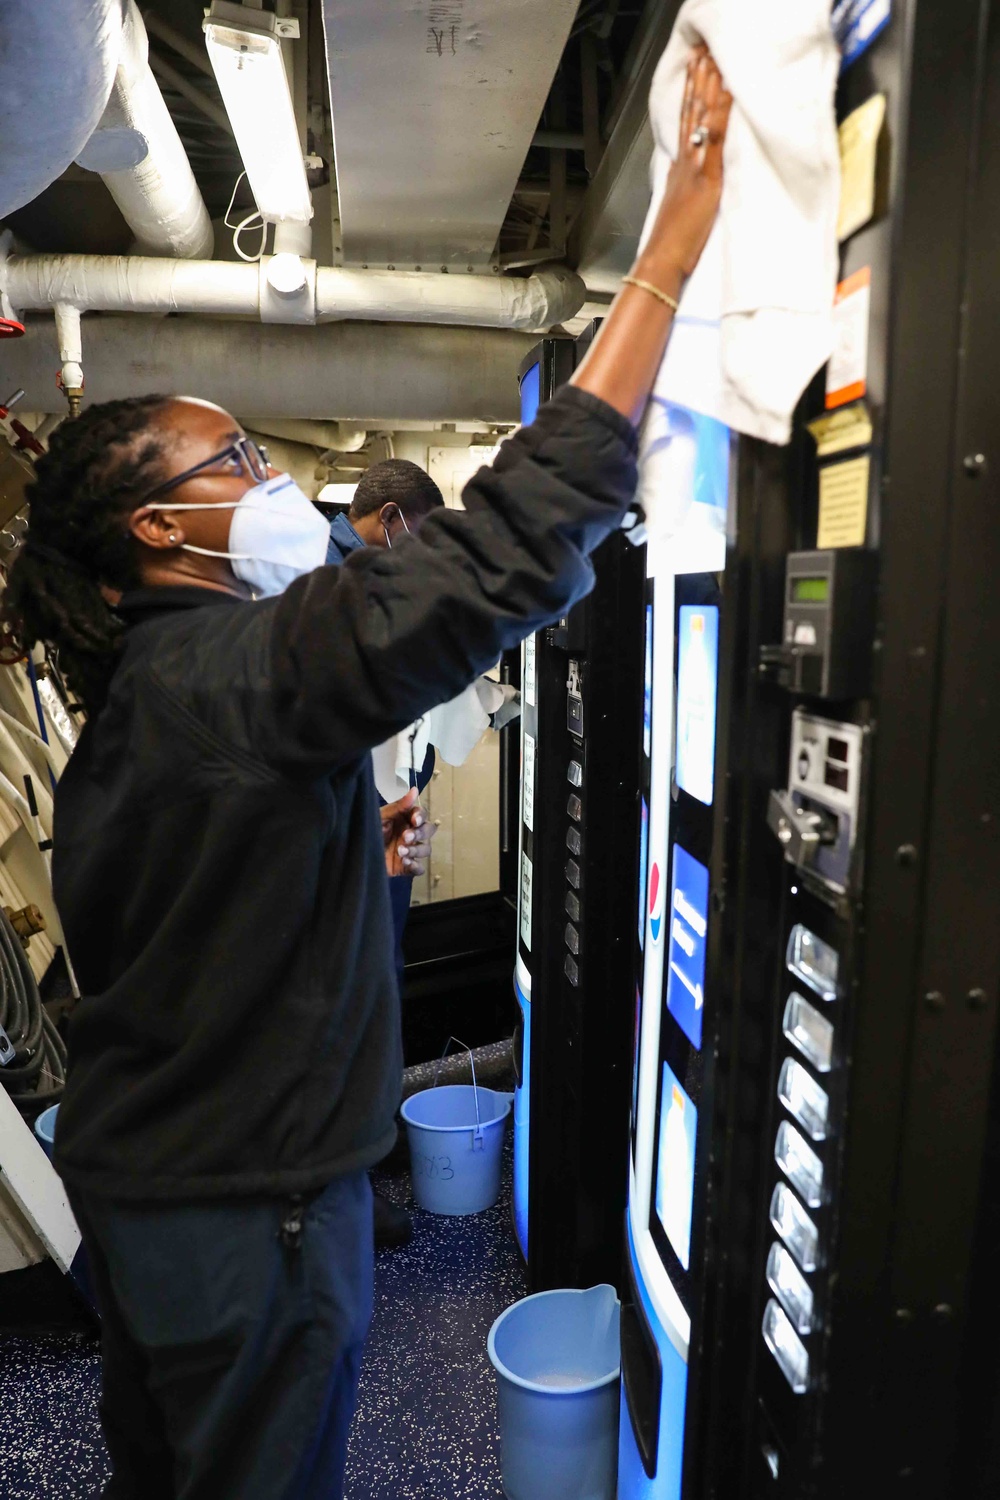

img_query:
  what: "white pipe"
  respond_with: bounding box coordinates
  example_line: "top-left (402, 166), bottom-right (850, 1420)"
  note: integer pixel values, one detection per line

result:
top-left (3, 255), bottom-right (586, 332)
top-left (8, 256), bottom-right (259, 318)
top-left (317, 264), bottom-right (585, 329)
top-left (0, 316), bottom-right (534, 423)
top-left (76, 2), bottom-right (214, 260)
top-left (0, 0), bottom-right (123, 219)
top-left (53, 305), bottom-right (84, 401)
top-left (242, 417), bottom-right (369, 453)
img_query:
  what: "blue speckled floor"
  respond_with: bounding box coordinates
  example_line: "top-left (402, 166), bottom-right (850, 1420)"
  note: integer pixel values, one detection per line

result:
top-left (347, 1138), bottom-right (525, 1499)
top-left (0, 1137), bottom-right (525, 1498)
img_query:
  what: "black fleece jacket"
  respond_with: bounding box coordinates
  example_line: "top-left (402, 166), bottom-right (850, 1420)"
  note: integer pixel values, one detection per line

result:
top-left (52, 386), bottom-right (637, 1201)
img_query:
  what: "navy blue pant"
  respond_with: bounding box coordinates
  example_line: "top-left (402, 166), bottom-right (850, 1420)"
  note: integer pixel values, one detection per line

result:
top-left (68, 1172), bottom-right (373, 1500)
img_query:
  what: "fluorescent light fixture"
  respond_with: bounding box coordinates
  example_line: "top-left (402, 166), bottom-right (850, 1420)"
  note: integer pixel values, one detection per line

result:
top-left (204, 3), bottom-right (312, 225)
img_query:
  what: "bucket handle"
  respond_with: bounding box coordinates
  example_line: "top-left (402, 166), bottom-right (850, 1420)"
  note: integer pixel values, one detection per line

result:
top-left (433, 1036), bottom-right (485, 1150)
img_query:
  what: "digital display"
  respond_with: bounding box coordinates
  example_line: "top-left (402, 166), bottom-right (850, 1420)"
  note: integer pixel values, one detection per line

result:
top-left (655, 1062), bottom-right (697, 1270)
top-left (827, 736), bottom-right (850, 762)
top-left (665, 845), bottom-right (709, 1051)
top-left (676, 606), bottom-right (719, 806)
top-left (791, 576), bottom-right (830, 603)
top-left (638, 797), bottom-right (649, 948)
top-left (520, 361), bottom-right (540, 426)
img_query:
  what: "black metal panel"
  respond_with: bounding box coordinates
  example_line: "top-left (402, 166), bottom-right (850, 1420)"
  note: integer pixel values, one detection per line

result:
top-left (527, 524), bottom-right (646, 1290)
top-left (696, 436), bottom-right (803, 1499)
top-left (821, 2), bottom-right (985, 1492)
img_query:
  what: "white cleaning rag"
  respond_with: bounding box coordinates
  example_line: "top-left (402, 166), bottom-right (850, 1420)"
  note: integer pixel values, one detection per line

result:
top-left (641, 0), bottom-right (841, 448)
top-left (371, 677), bottom-right (507, 804)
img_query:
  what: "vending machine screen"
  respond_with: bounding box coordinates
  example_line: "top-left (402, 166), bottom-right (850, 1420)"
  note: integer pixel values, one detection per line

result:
top-left (655, 1061), bottom-right (698, 1270)
top-left (676, 605), bottom-right (719, 806)
top-left (665, 844), bottom-right (709, 1051)
top-left (520, 360), bottom-right (540, 426)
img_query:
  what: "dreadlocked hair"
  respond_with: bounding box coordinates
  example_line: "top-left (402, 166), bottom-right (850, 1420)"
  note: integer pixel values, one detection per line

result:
top-left (2, 395), bottom-right (171, 716)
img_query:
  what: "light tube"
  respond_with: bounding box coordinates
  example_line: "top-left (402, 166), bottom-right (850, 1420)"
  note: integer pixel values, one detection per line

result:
top-left (204, 10), bottom-right (311, 224)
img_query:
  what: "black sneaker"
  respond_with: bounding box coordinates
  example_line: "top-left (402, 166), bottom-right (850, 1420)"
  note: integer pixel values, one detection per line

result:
top-left (373, 1192), bottom-right (413, 1248)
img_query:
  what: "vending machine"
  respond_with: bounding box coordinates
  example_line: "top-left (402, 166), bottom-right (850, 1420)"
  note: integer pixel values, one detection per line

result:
top-left (617, 407), bottom-right (733, 1500)
top-left (512, 337), bottom-right (646, 1290)
top-left (621, 2), bottom-right (1000, 1496)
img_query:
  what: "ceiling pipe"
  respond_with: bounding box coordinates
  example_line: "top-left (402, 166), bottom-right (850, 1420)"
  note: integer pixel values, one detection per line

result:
top-left (0, 0), bottom-right (123, 219)
top-left (2, 253), bottom-right (587, 332)
top-left (0, 316), bottom-right (535, 423)
top-left (242, 417), bottom-right (368, 453)
top-left (75, 1), bottom-right (215, 260)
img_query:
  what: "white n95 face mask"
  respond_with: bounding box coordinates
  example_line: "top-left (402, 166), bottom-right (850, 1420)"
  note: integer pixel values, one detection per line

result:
top-left (149, 473), bottom-right (330, 598)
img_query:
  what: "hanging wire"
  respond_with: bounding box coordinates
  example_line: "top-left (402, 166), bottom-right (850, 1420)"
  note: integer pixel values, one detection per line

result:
top-left (224, 170), bottom-right (268, 263)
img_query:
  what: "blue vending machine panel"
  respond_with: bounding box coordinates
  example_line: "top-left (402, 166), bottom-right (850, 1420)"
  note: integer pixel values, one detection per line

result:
top-left (520, 360), bottom-right (540, 426)
top-left (619, 1213), bottom-right (691, 1500)
top-left (621, 402), bottom-right (731, 1500)
top-left (512, 624), bottom-right (536, 1263)
top-left (664, 846), bottom-right (709, 1053)
top-left (512, 965), bottom-right (531, 1258)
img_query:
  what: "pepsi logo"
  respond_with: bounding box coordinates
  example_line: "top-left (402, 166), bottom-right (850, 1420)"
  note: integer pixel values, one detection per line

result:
top-left (649, 862), bottom-right (663, 943)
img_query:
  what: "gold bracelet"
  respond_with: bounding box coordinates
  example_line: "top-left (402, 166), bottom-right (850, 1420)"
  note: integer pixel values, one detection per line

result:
top-left (622, 274), bottom-right (679, 312)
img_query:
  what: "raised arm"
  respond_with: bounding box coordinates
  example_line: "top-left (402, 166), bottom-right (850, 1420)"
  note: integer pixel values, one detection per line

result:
top-left (573, 47), bottom-right (731, 424)
top-left (220, 51), bottom-right (731, 773)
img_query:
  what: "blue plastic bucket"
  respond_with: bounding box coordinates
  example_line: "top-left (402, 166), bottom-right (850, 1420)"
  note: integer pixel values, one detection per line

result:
top-left (488, 1284), bottom-right (621, 1500)
top-left (400, 1083), bottom-right (512, 1215)
top-left (34, 1103), bottom-right (59, 1160)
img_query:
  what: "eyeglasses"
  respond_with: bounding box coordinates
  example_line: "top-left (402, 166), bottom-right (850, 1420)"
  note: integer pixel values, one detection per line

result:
top-left (140, 437), bottom-right (270, 505)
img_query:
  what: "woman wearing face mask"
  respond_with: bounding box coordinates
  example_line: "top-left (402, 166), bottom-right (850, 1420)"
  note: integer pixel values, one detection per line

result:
top-left (2, 52), bottom-right (730, 1500)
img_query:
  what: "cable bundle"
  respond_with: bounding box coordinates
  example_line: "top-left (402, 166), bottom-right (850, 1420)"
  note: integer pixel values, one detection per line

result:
top-left (0, 905), bottom-right (66, 1116)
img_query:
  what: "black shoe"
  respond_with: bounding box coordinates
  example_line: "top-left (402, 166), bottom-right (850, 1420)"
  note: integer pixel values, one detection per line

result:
top-left (373, 1192), bottom-right (413, 1249)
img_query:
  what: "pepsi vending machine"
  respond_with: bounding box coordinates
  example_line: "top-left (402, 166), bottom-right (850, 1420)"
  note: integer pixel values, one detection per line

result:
top-left (618, 409), bottom-right (733, 1498)
top-left (622, 2), bottom-right (1000, 1496)
top-left (512, 337), bottom-right (646, 1290)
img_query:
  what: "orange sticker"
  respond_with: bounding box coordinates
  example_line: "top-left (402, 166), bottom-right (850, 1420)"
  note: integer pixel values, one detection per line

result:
top-left (826, 267), bottom-right (872, 410)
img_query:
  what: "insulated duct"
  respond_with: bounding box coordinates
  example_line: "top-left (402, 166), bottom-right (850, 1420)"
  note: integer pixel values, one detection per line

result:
top-left (0, 316), bottom-right (535, 423)
top-left (75, 1), bottom-right (215, 260)
top-left (242, 418), bottom-right (368, 453)
top-left (2, 254), bottom-right (586, 332)
top-left (0, 0), bottom-right (123, 219)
